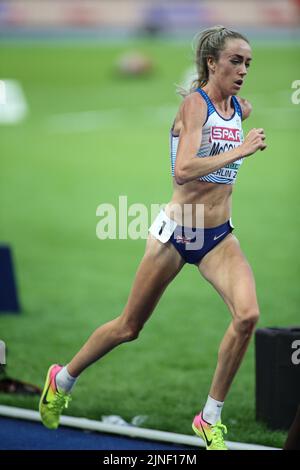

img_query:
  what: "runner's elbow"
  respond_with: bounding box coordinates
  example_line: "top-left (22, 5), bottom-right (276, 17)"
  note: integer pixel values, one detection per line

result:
top-left (175, 160), bottom-right (205, 184)
top-left (240, 98), bottom-right (252, 120)
top-left (174, 167), bottom-right (187, 185)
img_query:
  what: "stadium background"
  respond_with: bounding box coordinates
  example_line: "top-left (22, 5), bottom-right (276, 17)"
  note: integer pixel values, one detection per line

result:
top-left (0, 0), bottom-right (299, 449)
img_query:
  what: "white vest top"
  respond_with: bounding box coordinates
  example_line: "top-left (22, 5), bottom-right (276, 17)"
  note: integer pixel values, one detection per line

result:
top-left (170, 88), bottom-right (244, 184)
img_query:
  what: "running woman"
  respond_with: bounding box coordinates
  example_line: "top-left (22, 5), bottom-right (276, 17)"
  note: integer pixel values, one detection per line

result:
top-left (39, 26), bottom-right (266, 450)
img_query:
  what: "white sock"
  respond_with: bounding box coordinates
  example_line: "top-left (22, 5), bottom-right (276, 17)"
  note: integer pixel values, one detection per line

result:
top-left (55, 365), bottom-right (77, 393)
top-left (202, 395), bottom-right (224, 425)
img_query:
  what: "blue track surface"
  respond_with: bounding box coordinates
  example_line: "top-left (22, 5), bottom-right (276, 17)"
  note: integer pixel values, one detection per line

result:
top-left (0, 417), bottom-right (199, 450)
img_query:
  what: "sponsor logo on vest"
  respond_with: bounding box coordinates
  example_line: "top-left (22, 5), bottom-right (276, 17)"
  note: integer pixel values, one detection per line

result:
top-left (211, 126), bottom-right (241, 142)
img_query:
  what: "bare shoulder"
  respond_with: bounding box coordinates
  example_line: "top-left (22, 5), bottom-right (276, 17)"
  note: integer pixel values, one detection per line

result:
top-left (236, 96), bottom-right (253, 121)
top-left (183, 92), bottom-right (207, 130)
top-left (173, 92), bottom-right (207, 133)
top-left (182, 91), bottom-right (207, 117)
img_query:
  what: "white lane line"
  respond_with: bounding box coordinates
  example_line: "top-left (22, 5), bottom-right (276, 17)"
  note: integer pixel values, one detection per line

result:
top-left (0, 405), bottom-right (281, 451)
top-left (46, 105), bottom-right (178, 133)
top-left (45, 99), bottom-right (299, 134)
top-left (46, 108), bottom-right (124, 132)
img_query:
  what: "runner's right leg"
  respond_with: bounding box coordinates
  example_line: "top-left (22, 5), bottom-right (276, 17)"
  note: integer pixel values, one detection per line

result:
top-left (68, 235), bottom-right (185, 376)
top-left (39, 235), bottom-right (185, 428)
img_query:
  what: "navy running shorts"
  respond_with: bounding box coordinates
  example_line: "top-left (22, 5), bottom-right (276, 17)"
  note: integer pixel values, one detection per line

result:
top-left (149, 210), bottom-right (234, 265)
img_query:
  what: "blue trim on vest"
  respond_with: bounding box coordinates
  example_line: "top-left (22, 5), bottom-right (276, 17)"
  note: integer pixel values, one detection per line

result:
top-left (232, 95), bottom-right (243, 120)
top-left (196, 88), bottom-right (243, 122)
top-left (196, 88), bottom-right (215, 124)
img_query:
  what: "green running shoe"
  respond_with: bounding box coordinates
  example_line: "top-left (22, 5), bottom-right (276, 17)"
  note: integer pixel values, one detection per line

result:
top-left (192, 411), bottom-right (228, 450)
top-left (39, 364), bottom-right (71, 430)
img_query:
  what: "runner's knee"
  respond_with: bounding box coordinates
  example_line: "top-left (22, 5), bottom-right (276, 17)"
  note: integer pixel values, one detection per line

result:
top-left (117, 316), bottom-right (143, 342)
top-left (233, 308), bottom-right (260, 335)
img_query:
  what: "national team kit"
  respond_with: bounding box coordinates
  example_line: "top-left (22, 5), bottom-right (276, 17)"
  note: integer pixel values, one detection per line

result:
top-left (149, 88), bottom-right (243, 265)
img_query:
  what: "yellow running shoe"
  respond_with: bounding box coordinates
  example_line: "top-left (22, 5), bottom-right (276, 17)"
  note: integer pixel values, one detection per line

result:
top-left (39, 364), bottom-right (71, 429)
top-left (192, 411), bottom-right (228, 450)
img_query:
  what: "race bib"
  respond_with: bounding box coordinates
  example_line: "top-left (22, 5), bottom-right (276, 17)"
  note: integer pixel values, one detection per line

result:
top-left (149, 210), bottom-right (177, 243)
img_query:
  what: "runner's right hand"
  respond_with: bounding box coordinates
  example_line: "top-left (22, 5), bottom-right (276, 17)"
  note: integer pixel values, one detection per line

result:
top-left (241, 128), bottom-right (267, 157)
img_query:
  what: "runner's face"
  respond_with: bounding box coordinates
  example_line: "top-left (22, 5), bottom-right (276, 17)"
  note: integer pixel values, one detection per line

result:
top-left (209, 39), bottom-right (252, 95)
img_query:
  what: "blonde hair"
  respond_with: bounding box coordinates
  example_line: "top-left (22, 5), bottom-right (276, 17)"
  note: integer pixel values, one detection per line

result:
top-left (177, 25), bottom-right (249, 97)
